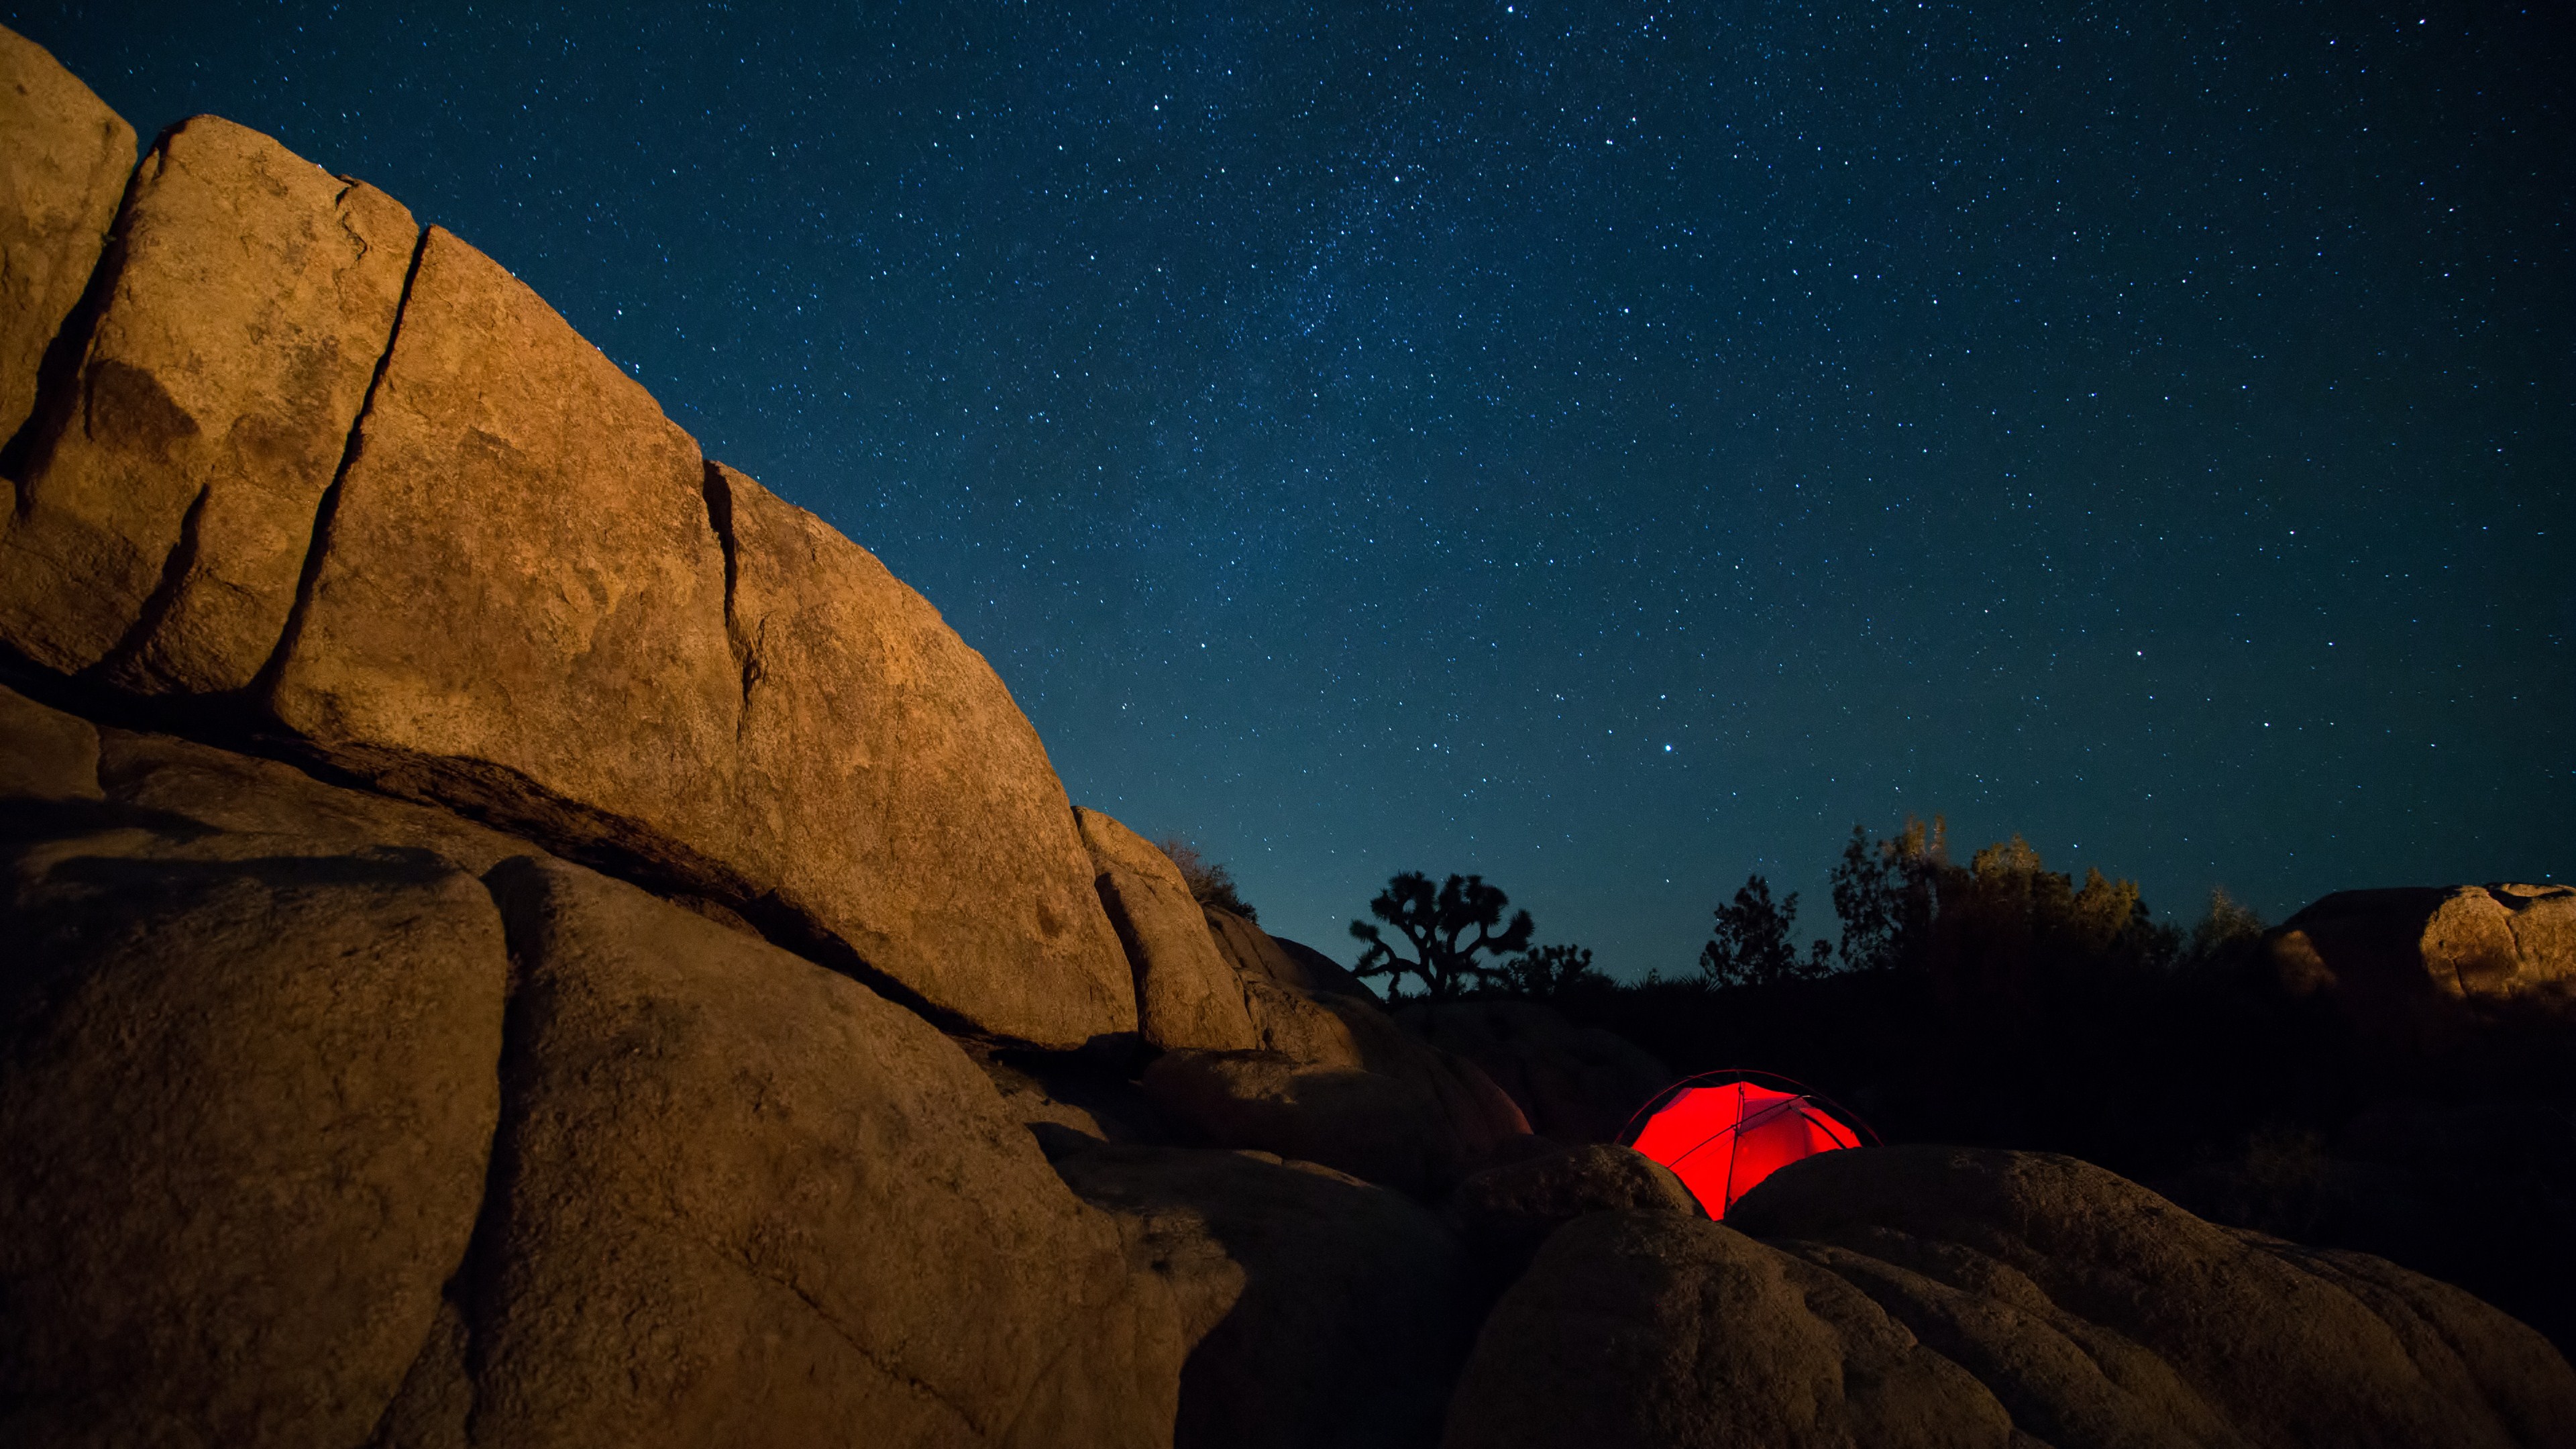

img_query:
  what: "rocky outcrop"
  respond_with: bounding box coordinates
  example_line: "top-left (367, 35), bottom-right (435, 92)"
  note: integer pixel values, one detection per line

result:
top-left (1077, 806), bottom-right (1260, 1051)
top-left (2269, 884), bottom-right (2576, 1004)
top-left (0, 58), bottom-right (1134, 1047)
top-left (0, 784), bottom-right (508, 1448)
top-left (0, 28), bottom-right (133, 443)
top-left (710, 464), bottom-right (1136, 1046)
top-left (1206, 904), bottom-right (1368, 998)
top-left (0, 680), bottom-right (99, 799)
top-left (1446, 1143), bottom-right (1702, 1265)
top-left (1, 681), bottom-right (1189, 1447)
top-left (0, 116), bottom-right (416, 692)
top-left (1399, 1000), bottom-right (1670, 1143)
top-left (1049, 1139), bottom-right (1477, 1449)
top-left (409, 856), bottom-right (1180, 1449)
top-left (1148, 907), bottom-right (1532, 1193)
top-left (1447, 1146), bottom-right (2576, 1449)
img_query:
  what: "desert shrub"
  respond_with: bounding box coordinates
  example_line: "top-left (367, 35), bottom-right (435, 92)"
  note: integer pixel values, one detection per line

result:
top-left (1158, 837), bottom-right (1257, 921)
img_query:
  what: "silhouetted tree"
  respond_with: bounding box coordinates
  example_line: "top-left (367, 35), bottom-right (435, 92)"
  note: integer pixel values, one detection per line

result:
top-left (1350, 871), bottom-right (1535, 1001)
top-left (1699, 874), bottom-right (1832, 987)
top-left (1158, 837), bottom-right (1256, 921)
top-left (1503, 943), bottom-right (1613, 1002)
top-left (1827, 817), bottom-right (1947, 971)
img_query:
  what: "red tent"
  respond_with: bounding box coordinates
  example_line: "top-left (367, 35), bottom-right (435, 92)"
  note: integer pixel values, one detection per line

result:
top-left (1623, 1073), bottom-right (1871, 1218)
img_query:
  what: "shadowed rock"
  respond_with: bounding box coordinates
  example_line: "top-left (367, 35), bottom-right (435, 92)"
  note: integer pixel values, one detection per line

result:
top-left (1077, 806), bottom-right (1261, 1051)
top-left (402, 855), bottom-right (1180, 1448)
top-left (1049, 1139), bottom-right (1476, 1449)
top-left (0, 115), bottom-right (415, 690)
top-left (1445, 1210), bottom-right (2016, 1449)
top-left (0, 680), bottom-right (101, 800)
top-left (1446, 1142), bottom-right (1703, 1266)
top-left (1400, 999), bottom-right (1672, 1144)
top-left (0, 26), bottom-right (133, 443)
top-left (0, 799), bottom-right (507, 1449)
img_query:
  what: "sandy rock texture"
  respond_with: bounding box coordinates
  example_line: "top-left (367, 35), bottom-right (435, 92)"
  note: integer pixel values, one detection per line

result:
top-left (1401, 999), bottom-right (1672, 1143)
top-left (1076, 806), bottom-right (1262, 1051)
top-left (1448, 1145), bottom-right (2576, 1449)
top-left (0, 779), bottom-right (508, 1449)
top-left (398, 856), bottom-right (1179, 1449)
top-left (0, 27), bottom-right (132, 443)
top-left (1050, 1139), bottom-right (1477, 1449)
top-left (0, 116), bottom-right (415, 691)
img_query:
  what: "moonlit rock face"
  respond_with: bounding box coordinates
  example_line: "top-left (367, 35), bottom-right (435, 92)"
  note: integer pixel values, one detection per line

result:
top-left (0, 26), bottom-right (131, 444)
top-left (0, 115), bottom-right (416, 690)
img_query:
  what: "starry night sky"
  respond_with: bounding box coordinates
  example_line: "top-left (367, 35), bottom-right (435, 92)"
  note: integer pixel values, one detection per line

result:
top-left (15, 2), bottom-right (2569, 977)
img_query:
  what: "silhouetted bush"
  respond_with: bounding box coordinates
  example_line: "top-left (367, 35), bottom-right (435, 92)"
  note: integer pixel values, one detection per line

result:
top-left (1158, 837), bottom-right (1257, 921)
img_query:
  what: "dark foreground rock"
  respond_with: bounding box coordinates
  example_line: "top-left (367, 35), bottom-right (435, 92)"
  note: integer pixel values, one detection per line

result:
top-left (396, 856), bottom-right (1181, 1448)
top-left (0, 792), bottom-right (507, 1448)
top-left (1049, 1138), bottom-right (1476, 1449)
top-left (1446, 1142), bottom-right (1702, 1267)
top-left (1447, 1145), bottom-right (2576, 1449)
top-left (1399, 999), bottom-right (1672, 1143)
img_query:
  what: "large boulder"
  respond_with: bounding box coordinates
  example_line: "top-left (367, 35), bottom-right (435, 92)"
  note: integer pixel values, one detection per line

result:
top-left (1450, 1148), bottom-right (2576, 1448)
top-left (1074, 806), bottom-right (1260, 1051)
top-left (1446, 1142), bottom-right (1702, 1265)
top-left (1399, 1000), bottom-right (1670, 1143)
top-left (0, 115), bottom-right (415, 691)
top-left (0, 791), bottom-right (508, 1448)
top-left (0, 679), bottom-right (101, 800)
top-left (263, 223), bottom-right (747, 894)
top-left (1207, 903), bottom-right (1368, 998)
top-left (1049, 1139), bottom-right (1477, 1449)
top-left (2269, 885), bottom-right (2576, 1004)
top-left (392, 855), bottom-right (1180, 1448)
top-left (711, 464), bottom-right (1134, 1044)
top-left (0, 77), bottom-right (1138, 1046)
top-left (1142, 1045), bottom-right (1527, 1197)
top-left (0, 25), bottom-right (133, 443)
top-left (1444, 1210), bottom-right (2015, 1449)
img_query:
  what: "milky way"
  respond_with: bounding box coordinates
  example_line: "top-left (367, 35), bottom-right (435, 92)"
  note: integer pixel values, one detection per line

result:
top-left (19, 1), bottom-right (2567, 975)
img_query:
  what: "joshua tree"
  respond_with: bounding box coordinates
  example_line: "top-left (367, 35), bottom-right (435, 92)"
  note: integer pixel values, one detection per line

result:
top-left (1350, 871), bottom-right (1535, 1001)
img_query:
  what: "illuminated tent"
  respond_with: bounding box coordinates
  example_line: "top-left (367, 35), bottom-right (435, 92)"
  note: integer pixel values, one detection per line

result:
top-left (1622, 1071), bottom-right (1873, 1218)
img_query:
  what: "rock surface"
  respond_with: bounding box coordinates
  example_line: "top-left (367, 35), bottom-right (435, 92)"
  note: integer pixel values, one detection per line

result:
top-left (421, 855), bottom-right (1179, 1449)
top-left (1076, 806), bottom-right (1261, 1051)
top-left (1446, 1142), bottom-right (1702, 1265)
top-left (1143, 1044), bottom-right (1527, 1196)
top-left (1401, 1000), bottom-right (1671, 1143)
top-left (0, 78), bottom-right (1138, 1047)
top-left (1051, 1140), bottom-right (1477, 1449)
top-left (712, 455), bottom-right (1131, 1045)
top-left (264, 223), bottom-right (746, 893)
top-left (2269, 884), bottom-right (2576, 1004)
top-left (0, 26), bottom-right (132, 444)
top-left (0, 115), bottom-right (415, 690)
top-left (0, 680), bottom-right (101, 799)
top-left (1446, 1209), bottom-right (2016, 1449)
top-left (0, 794), bottom-right (507, 1449)
top-left (1450, 1143), bottom-right (2576, 1449)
